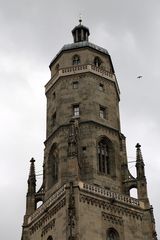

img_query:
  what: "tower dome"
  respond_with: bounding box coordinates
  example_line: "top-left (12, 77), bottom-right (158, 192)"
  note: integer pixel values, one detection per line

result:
top-left (72, 19), bottom-right (90, 43)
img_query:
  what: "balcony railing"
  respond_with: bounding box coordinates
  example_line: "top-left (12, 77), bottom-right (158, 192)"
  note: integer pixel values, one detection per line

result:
top-left (28, 181), bottom-right (142, 225)
top-left (45, 64), bottom-right (117, 93)
top-left (79, 182), bottom-right (143, 208)
top-left (28, 184), bottom-right (66, 224)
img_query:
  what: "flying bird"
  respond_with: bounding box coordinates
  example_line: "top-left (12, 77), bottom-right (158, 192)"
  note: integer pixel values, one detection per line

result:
top-left (137, 76), bottom-right (143, 79)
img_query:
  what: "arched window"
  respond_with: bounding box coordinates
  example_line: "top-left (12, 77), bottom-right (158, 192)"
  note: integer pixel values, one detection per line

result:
top-left (73, 55), bottom-right (80, 65)
top-left (107, 228), bottom-right (119, 240)
top-left (47, 236), bottom-right (53, 240)
top-left (98, 138), bottom-right (110, 174)
top-left (48, 143), bottom-right (58, 188)
top-left (94, 56), bottom-right (102, 67)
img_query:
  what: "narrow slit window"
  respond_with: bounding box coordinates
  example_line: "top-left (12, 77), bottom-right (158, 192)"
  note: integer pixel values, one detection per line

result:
top-left (99, 106), bottom-right (106, 119)
top-left (52, 112), bottom-right (56, 127)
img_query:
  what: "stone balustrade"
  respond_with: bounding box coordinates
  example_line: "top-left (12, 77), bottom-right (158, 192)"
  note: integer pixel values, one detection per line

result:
top-left (45, 64), bottom-right (117, 93)
top-left (28, 181), bottom-right (142, 224)
top-left (79, 182), bottom-right (140, 207)
top-left (28, 185), bottom-right (66, 224)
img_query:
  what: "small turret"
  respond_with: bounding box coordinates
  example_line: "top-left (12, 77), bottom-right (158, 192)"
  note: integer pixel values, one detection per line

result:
top-left (27, 158), bottom-right (36, 195)
top-left (72, 19), bottom-right (90, 43)
top-left (135, 143), bottom-right (149, 206)
top-left (25, 158), bottom-right (36, 221)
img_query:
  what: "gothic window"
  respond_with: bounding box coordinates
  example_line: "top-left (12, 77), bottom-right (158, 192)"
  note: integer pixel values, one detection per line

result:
top-left (47, 236), bottom-right (53, 240)
top-left (98, 138), bottom-right (110, 174)
top-left (94, 56), bottom-right (102, 67)
top-left (73, 55), bottom-right (80, 65)
top-left (48, 144), bottom-right (58, 188)
top-left (73, 104), bottom-right (80, 117)
top-left (107, 228), bottom-right (119, 240)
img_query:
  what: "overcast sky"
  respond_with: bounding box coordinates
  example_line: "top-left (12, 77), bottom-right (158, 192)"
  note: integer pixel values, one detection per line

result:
top-left (0, 0), bottom-right (160, 239)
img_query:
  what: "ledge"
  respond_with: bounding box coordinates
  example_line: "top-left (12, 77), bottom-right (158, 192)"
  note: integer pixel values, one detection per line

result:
top-left (45, 64), bottom-right (120, 97)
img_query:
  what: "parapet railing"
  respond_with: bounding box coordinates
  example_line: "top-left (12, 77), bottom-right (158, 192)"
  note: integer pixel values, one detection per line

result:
top-left (28, 184), bottom-right (66, 224)
top-left (61, 64), bottom-right (114, 79)
top-left (45, 64), bottom-right (117, 93)
top-left (79, 182), bottom-right (142, 207)
top-left (28, 181), bottom-right (142, 224)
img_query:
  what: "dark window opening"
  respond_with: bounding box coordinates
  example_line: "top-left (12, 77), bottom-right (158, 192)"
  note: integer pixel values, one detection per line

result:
top-left (98, 139), bottom-right (110, 174)
top-left (99, 83), bottom-right (104, 91)
top-left (48, 143), bottom-right (58, 188)
top-left (73, 55), bottom-right (80, 65)
top-left (82, 146), bottom-right (87, 152)
top-left (47, 236), bottom-right (53, 240)
top-left (52, 112), bottom-right (56, 127)
top-left (107, 228), bottom-right (119, 240)
top-left (94, 56), bottom-right (102, 67)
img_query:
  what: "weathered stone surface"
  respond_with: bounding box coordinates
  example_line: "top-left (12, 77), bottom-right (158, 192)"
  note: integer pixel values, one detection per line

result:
top-left (21, 22), bottom-right (157, 240)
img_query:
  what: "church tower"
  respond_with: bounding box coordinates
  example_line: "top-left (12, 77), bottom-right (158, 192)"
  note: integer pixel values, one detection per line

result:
top-left (21, 20), bottom-right (157, 240)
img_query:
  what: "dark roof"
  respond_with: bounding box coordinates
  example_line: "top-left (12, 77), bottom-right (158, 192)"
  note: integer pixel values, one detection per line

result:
top-left (49, 41), bottom-right (109, 68)
top-left (72, 24), bottom-right (90, 34)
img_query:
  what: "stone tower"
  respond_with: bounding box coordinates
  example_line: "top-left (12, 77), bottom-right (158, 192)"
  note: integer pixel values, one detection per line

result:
top-left (21, 20), bottom-right (157, 240)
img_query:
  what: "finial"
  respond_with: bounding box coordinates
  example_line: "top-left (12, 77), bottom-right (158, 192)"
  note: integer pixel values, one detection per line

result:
top-left (29, 158), bottom-right (36, 177)
top-left (135, 143), bottom-right (144, 163)
top-left (30, 157), bottom-right (35, 163)
top-left (135, 143), bottom-right (141, 149)
top-left (79, 13), bottom-right (82, 25)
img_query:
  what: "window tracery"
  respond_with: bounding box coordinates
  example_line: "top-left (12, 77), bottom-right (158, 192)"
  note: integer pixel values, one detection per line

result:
top-left (47, 236), bottom-right (53, 240)
top-left (107, 228), bottom-right (119, 240)
top-left (98, 138), bottom-right (110, 174)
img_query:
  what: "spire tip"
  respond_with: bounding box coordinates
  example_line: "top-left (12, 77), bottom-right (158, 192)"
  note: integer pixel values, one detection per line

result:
top-left (136, 143), bottom-right (141, 148)
top-left (30, 157), bottom-right (35, 163)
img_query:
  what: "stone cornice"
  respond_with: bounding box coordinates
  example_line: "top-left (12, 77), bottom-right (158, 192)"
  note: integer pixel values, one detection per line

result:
top-left (45, 64), bottom-right (120, 99)
top-left (102, 212), bottom-right (123, 225)
top-left (44, 120), bottom-right (121, 145)
top-left (80, 194), bottom-right (143, 221)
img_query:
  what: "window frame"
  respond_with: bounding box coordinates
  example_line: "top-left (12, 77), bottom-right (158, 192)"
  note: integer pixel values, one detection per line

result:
top-left (107, 228), bottom-right (119, 240)
top-left (94, 56), bottom-right (102, 67)
top-left (73, 81), bottom-right (79, 89)
top-left (99, 83), bottom-right (104, 91)
top-left (98, 139), bottom-right (110, 175)
top-left (72, 55), bottom-right (80, 65)
top-left (73, 104), bottom-right (80, 117)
